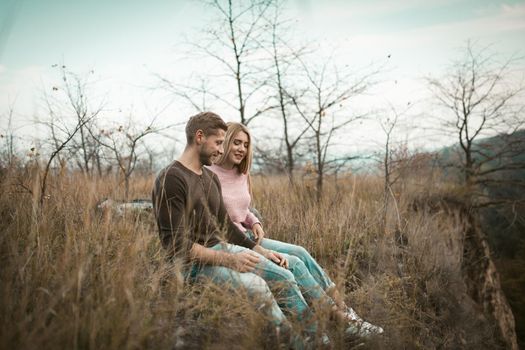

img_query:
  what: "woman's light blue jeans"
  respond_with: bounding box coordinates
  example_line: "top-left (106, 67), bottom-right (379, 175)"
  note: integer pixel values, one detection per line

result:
top-left (252, 234), bottom-right (336, 295)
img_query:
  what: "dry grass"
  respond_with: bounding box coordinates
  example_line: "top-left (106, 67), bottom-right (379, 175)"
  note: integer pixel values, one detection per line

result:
top-left (0, 166), bottom-right (506, 349)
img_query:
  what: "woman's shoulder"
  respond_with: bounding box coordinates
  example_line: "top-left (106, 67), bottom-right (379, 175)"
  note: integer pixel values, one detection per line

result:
top-left (205, 164), bottom-right (221, 174)
top-left (206, 165), bottom-right (245, 180)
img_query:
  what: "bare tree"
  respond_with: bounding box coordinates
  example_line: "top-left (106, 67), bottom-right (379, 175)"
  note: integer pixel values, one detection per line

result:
top-left (289, 53), bottom-right (380, 202)
top-left (55, 67), bottom-right (106, 176)
top-left (427, 41), bottom-right (525, 205)
top-left (38, 65), bottom-right (107, 177)
top-left (154, 77), bottom-right (213, 113)
top-left (0, 100), bottom-right (18, 167)
top-left (377, 102), bottom-right (412, 232)
top-left (39, 85), bottom-right (97, 208)
top-left (380, 106), bottom-right (400, 231)
top-left (91, 116), bottom-right (160, 199)
top-left (28, 65), bottom-right (105, 209)
top-left (178, 0), bottom-right (275, 125)
top-left (262, 0), bottom-right (311, 181)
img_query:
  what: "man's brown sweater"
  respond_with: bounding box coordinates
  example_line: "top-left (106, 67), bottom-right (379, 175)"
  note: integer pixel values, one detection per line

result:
top-left (152, 161), bottom-right (256, 261)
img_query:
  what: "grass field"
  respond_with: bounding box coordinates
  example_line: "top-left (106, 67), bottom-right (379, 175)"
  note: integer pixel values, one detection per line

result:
top-left (0, 165), bottom-right (510, 349)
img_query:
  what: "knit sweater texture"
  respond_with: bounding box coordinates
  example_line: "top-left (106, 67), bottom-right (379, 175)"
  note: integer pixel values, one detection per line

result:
top-left (152, 161), bottom-right (256, 261)
top-left (207, 164), bottom-right (261, 233)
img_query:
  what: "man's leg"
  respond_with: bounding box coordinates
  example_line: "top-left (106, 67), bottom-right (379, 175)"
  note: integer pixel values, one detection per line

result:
top-left (218, 243), bottom-right (318, 336)
top-left (189, 247), bottom-right (287, 327)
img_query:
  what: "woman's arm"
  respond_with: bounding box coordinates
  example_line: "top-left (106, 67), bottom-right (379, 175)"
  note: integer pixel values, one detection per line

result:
top-left (244, 210), bottom-right (261, 230)
top-left (251, 223), bottom-right (265, 243)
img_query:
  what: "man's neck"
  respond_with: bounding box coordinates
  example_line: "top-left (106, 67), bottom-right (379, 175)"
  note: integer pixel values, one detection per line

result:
top-left (177, 147), bottom-right (203, 175)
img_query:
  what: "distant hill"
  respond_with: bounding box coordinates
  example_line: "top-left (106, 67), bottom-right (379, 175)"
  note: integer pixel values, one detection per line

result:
top-left (436, 129), bottom-right (525, 185)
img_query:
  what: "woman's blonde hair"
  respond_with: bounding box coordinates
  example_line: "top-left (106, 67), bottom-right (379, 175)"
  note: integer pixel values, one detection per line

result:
top-left (214, 122), bottom-right (253, 175)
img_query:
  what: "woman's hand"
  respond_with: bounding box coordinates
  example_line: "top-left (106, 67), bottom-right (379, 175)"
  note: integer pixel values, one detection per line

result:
top-left (252, 223), bottom-right (265, 244)
top-left (253, 245), bottom-right (288, 269)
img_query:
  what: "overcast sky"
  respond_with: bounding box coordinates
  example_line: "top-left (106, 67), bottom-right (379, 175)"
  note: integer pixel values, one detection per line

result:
top-left (1, 0), bottom-right (524, 157)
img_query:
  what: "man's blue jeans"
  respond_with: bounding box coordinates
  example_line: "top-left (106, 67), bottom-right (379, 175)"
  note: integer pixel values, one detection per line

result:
top-left (188, 242), bottom-right (332, 333)
top-left (189, 240), bottom-right (338, 331)
top-left (186, 244), bottom-right (287, 326)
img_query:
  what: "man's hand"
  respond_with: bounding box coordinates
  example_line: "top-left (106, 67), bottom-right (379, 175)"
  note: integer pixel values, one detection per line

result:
top-left (253, 245), bottom-right (289, 269)
top-left (227, 251), bottom-right (260, 272)
top-left (252, 223), bottom-right (265, 244)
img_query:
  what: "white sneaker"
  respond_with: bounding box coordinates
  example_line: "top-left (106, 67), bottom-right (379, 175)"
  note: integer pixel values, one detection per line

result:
top-left (303, 333), bottom-right (331, 347)
top-left (345, 306), bottom-right (363, 321)
top-left (345, 320), bottom-right (384, 338)
top-left (321, 333), bottom-right (331, 345)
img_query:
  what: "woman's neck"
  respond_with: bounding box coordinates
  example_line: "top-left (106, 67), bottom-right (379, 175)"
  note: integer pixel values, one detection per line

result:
top-left (219, 160), bottom-right (236, 170)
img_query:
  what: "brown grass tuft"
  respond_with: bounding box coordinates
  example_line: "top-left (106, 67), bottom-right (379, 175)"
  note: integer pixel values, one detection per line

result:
top-left (0, 167), bottom-right (507, 349)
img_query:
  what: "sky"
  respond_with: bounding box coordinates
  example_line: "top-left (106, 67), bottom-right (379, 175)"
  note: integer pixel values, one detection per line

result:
top-left (1, 0), bottom-right (524, 159)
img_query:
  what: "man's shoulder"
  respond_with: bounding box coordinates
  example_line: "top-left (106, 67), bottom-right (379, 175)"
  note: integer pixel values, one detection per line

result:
top-left (203, 166), bottom-right (220, 182)
top-left (202, 165), bottom-right (215, 176)
top-left (155, 162), bottom-right (188, 187)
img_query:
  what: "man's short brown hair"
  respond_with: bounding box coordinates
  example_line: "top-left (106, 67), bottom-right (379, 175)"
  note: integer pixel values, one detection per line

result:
top-left (185, 112), bottom-right (228, 144)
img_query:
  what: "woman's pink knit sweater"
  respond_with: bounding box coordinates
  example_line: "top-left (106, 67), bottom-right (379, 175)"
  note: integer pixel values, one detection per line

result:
top-left (207, 164), bottom-right (260, 233)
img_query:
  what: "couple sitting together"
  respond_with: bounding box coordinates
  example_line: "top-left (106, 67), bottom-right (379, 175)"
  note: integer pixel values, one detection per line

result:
top-left (152, 112), bottom-right (383, 345)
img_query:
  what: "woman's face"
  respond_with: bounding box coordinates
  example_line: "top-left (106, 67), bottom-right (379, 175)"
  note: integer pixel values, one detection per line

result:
top-left (227, 130), bottom-right (249, 166)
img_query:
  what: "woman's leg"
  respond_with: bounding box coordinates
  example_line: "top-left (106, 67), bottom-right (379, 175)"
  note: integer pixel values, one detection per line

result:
top-left (284, 254), bottom-right (334, 307)
top-left (254, 238), bottom-right (370, 326)
top-left (258, 237), bottom-right (335, 291)
top-left (283, 254), bottom-right (384, 336)
top-left (213, 243), bottom-right (318, 335)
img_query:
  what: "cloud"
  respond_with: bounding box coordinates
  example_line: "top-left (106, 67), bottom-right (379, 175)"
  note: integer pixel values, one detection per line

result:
top-left (500, 2), bottom-right (525, 16)
top-left (305, 0), bottom-right (458, 19)
top-left (340, 1), bottom-right (525, 58)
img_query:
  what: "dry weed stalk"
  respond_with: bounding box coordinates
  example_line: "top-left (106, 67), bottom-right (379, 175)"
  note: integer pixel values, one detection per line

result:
top-left (0, 166), bottom-right (510, 349)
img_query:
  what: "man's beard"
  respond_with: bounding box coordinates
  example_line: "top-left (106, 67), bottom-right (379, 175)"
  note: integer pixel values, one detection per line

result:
top-left (199, 147), bottom-right (214, 166)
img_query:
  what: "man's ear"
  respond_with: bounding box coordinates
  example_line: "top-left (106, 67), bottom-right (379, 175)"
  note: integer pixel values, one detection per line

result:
top-left (195, 129), bottom-right (205, 145)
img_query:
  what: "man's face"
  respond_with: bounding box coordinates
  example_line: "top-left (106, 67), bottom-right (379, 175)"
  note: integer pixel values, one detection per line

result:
top-left (198, 129), bottom-right (225, 166)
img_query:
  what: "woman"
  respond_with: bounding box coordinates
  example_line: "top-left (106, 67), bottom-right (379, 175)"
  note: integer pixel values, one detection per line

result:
top-left (208, 122), bottom-right (383, 337)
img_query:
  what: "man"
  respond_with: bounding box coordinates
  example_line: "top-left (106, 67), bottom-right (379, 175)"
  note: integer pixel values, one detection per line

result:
top-left (152, 112), bottom-right (315, 336)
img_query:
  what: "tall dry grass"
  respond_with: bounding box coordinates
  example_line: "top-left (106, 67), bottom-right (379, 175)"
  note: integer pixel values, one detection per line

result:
top-left (0, 165), bottom-right (506, 349)
top-left (252, 172), bottom-right (505, 349)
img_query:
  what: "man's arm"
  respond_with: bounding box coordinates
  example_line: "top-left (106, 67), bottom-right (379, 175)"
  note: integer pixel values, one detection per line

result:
top-left (190, 243), bottom-right (260, 272)
top-left (226, 217), bottom-right (258, 248)
top-left (189, 243), bottom-right (232, 265)
top-left (153, 172), bottom-right (191, 260)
